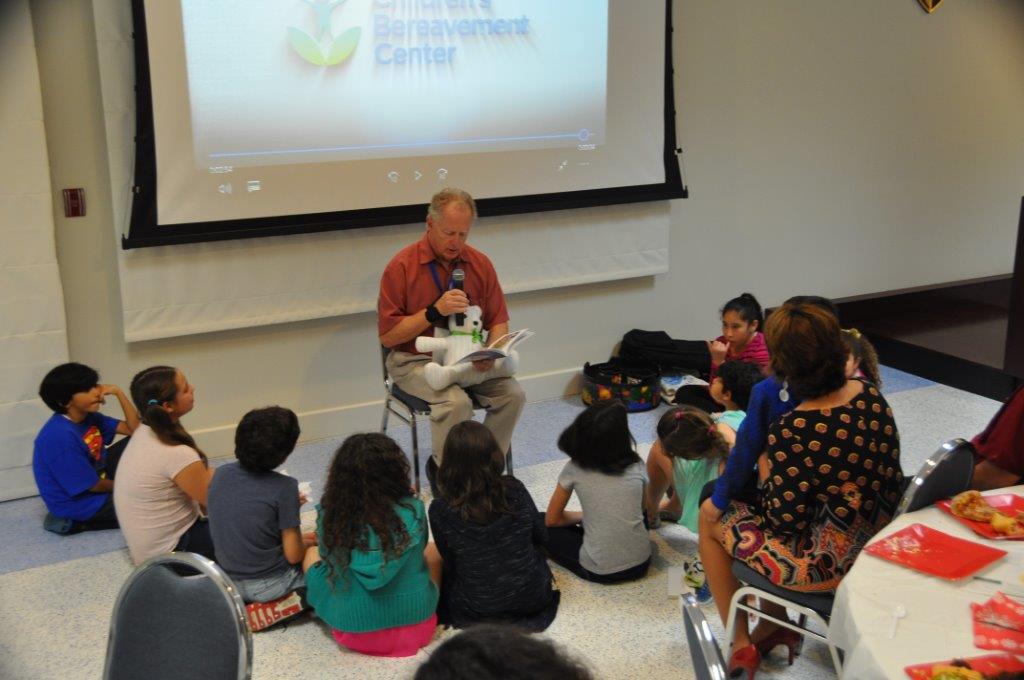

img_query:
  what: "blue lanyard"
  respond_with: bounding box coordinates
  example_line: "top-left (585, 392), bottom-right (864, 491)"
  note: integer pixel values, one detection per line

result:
top-left (427, 262), bottom-right (445, 296)
top-left (427, 261), bottom-right (463, 297)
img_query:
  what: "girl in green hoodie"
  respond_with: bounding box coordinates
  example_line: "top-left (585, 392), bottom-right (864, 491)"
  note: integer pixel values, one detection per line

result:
top-left (304, 433), bottom-right (441, 657)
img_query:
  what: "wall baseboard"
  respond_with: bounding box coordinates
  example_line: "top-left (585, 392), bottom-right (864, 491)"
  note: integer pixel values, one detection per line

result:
top-left (193, 366), bottom-right (584, 460)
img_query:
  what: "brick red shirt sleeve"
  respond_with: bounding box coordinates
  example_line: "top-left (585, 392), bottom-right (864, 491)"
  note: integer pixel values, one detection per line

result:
top-left (378, 256), bottom-right (411, 338)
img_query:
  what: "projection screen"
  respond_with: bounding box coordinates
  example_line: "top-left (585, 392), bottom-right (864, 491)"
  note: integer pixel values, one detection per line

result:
top-left (124, 0), bottom-right (685, 247)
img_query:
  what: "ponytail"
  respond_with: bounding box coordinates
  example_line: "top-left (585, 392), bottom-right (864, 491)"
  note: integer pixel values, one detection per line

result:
top-left (722, 292), bottom-right (764, 331)
top-left (842, 328), bottom-right (882, 388)
top-left (656, 406), bottom-right (730, 462)
top-left (130, 365), bottom-right (208, 467)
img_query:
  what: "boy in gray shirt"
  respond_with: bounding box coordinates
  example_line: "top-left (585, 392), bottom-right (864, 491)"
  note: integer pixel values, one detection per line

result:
top-left (208, 407), bottom-right (314, 629)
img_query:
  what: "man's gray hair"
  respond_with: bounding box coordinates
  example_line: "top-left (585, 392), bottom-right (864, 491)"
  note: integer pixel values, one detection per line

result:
top-left (427, 188), bottom-right (477, 223)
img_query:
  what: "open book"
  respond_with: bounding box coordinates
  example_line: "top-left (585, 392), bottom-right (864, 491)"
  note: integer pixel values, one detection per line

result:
top-left (455, 328), bottom-right (534, 364)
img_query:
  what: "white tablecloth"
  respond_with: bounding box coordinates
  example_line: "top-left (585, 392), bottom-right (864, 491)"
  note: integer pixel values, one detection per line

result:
top-left (829, 485), bottom-right (1024, 679)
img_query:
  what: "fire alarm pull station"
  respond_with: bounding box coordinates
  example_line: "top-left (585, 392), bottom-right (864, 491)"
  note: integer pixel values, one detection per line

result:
top-left (62, 188), bottom-right (86, 217)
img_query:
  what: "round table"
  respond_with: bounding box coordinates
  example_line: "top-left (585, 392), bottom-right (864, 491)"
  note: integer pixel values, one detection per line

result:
top-left (829, 485), bottom-right (1024, 679)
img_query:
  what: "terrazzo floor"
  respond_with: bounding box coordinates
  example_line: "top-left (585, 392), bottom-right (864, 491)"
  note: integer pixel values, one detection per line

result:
top-left (0, 367), bottom-right (1003, 679)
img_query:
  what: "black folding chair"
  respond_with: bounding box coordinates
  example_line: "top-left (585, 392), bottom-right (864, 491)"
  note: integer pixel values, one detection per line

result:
top-left (380, 346), bottom-right (513, 494)
top-left (725, 562), bottom-right (843, 677)
top-left (894, 438), bottom-right (975, 516)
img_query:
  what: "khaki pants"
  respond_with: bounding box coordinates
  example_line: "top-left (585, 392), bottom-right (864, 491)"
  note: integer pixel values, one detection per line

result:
top-left (386, 350), bottom-right (525, 462)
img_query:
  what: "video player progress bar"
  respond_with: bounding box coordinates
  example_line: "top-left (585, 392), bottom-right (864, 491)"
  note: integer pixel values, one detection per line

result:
top-left (209, 131), bottom-right (591, 159)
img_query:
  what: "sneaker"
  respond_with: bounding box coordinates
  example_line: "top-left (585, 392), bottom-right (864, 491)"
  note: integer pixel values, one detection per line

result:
top-left (246, 590), bottom-right (305, 632)
top-left (683, 557), bottom-right (705, 588)
top-left (43, 512), bottom-right (75, 535)
top-left (694, 580), bottom-right (713, 605)
top-left (683, 558), bottom-right (714, 604)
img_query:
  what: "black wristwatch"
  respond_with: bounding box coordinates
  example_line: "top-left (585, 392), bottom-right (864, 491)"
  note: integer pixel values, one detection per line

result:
top-left (425, 303), bottom-right (444, 324)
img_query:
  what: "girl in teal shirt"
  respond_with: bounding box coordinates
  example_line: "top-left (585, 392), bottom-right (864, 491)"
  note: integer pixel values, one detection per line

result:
top-left (646, 406), bottom-right (737, 533)
top-left (304, 433), bottom-right (440, 657)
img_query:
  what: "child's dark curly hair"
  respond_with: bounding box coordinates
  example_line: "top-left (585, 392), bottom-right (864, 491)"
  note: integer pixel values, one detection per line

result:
top-left (414, 624), bottom-right (594, 680)
top-left (716, 361), bottom-right (763, 411)
top-left (319, 433), bottom-right (414, 585)
top-left (234, 406), bottom-right (300, 473)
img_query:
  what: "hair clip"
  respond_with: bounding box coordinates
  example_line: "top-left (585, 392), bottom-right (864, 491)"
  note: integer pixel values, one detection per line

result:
top-left (147, 398), bottom-right (159, 406)
top-left (707, 425), bottom-right (716, 436)
top-left (673, 409), bottom-right (686, 421)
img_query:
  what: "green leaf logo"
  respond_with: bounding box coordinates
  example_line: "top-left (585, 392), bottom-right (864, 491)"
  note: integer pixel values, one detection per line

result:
top-left (288, 1), bottom-right (360, 67)
top-left (325, 27), bottom-right (361, 66)
top-left (288, 27), bottom-right (328, 66)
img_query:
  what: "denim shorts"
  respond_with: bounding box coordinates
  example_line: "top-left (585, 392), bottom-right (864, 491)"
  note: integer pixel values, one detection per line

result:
top-left (234, 565), bottom-right (306, 603)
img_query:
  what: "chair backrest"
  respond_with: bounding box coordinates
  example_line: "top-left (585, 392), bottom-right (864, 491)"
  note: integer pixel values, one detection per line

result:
top-left (104, 552), bottom-right (252, 680)
top-left (681, 592), bottom-right (729, 680)
top-left (895, 438), bottom-right (976, 517)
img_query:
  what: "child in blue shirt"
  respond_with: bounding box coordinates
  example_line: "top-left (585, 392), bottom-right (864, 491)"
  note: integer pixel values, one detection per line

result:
top-left (32, 362), bottom-right (140, 534)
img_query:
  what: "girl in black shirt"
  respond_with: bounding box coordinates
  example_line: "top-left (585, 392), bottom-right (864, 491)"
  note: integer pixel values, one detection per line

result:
top-left (430, 421), bottom-right (559, 630)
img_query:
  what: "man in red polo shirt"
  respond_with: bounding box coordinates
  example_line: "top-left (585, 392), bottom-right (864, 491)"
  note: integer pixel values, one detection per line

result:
top-left (378, 188), bottom-right (525, 466)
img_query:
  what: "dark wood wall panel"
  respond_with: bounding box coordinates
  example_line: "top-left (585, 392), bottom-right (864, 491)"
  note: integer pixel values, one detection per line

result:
top-left (1005, 197), bottom-right (1024, 379)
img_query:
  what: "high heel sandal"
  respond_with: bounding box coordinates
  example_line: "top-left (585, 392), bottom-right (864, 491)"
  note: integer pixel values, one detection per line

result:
top-left (753, 626), bottom-right (802, 665)
top-left (727, 644), bottom-right (761, 680)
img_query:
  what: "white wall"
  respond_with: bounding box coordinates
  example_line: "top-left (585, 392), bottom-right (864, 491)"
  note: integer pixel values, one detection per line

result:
top-left (22, 0), bottom-right (1024, 465)
top-left (0, 1), bottom-right (70, 500)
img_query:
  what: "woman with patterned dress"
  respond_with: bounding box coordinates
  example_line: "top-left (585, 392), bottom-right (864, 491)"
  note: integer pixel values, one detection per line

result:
top-left (698, 301), bottom-right (903, 679)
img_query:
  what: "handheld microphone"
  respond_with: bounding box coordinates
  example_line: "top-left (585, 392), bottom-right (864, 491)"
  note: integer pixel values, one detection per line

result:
top-left (451, 268), bottom-right (465, 326)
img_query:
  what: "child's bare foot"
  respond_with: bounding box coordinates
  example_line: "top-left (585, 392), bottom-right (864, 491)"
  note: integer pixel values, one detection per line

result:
top-left (658, 496), bottom-right (682, 522)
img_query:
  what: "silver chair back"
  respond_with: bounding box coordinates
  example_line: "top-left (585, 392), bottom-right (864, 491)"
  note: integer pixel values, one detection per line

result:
top-left (895, 438), bottom-right (975, 517)
top-left (103, 552), bottom-right (252, 680)
top-left (681, 592), bottom-right (729, 680)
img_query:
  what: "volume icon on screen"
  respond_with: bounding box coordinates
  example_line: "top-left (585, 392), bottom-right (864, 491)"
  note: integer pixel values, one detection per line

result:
top-left (218, 183), bottom-right (233, 194)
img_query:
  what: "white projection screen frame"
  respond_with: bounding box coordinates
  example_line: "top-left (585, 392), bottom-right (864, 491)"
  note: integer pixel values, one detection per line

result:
top-left (124, 0), bottom-right (685, 248)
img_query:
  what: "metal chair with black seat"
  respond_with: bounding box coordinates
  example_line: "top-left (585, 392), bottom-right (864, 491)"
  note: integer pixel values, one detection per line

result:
top-left (380, 346), bottom-right (513, 494)
top-left (725, 562), bottom-right (843, 677)
top-left (103, 552), bottom-right (252, 680)
top-left (894, 437), bottom-right (976, 518)
top-left (681, 591), bottom-right (729, 680)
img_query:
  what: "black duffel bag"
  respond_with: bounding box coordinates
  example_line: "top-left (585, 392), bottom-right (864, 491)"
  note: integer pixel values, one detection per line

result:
top-left (619, 329), bottom-right (711, 377)
top-left (580, 357), bottom-right (660, 412)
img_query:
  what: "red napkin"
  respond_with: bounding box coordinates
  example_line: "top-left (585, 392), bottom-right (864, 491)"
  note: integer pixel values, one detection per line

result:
top-left (973, 592), bottom-right (1024, 652)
